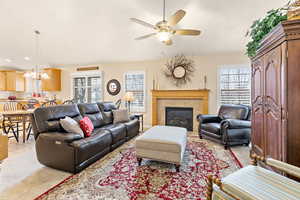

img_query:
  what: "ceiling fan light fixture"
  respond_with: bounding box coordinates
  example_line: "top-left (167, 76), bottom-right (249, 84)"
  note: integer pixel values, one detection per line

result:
top-left (157, 30), bottom-right (171, 42)
top-left (131, 0), bottom-right (201, 45)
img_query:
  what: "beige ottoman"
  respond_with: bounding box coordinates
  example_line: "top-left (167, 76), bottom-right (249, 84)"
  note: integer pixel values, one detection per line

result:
top-left (135, 125), bottom-right (187, 172)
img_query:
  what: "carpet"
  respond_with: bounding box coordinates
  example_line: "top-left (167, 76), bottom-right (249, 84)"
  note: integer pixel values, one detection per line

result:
top-left (34, 134), bottom-right (242, 200)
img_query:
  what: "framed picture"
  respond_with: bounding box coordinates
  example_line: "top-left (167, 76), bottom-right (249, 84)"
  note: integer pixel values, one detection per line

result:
top-left (107, 79), bottom-right (121, 96)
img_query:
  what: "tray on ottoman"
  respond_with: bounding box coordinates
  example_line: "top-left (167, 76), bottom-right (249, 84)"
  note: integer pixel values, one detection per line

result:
top-left (135, 125), bottom-right (187, 172)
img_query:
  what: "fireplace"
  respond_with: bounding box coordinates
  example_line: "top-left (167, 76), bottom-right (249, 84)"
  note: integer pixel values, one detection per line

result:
top-left (165, 107), bottom-right (193, 131)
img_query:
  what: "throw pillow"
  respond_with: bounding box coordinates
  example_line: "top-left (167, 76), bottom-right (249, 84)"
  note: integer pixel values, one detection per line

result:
top-left (60, 116), bottom-right (84, 138)
top-left (113, 109), bottom-right (130, 124)
top-left (79, 117), bottom-right (94, 137)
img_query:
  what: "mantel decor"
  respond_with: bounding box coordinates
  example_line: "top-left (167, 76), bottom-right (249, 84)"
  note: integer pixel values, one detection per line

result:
top-left (164, 55), bottom-right (195, 87)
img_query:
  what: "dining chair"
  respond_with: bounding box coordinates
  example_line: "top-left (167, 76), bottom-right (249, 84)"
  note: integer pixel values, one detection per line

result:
top-left (3, 101), bottom-right (23, 111)
top-left (41, 100), bottom-right (58, 107)
top-left (62, 99), bottom-right (75, 105)
top-left (27, 99), bottom-right (39, 109)
top-left (2, 101), bottom-right (24, 142)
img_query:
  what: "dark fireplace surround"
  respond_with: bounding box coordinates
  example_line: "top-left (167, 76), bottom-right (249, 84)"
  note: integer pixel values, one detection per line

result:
top-left (165, 107), bottom-right (193, 131)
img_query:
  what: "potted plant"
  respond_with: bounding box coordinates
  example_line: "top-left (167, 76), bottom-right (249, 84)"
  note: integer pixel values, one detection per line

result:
top-left (246, 4), bottom-right (289, 58)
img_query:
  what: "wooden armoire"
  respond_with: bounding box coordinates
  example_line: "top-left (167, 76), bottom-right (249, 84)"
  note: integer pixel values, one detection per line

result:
top-left (251, 20), bottom-right (300, 168)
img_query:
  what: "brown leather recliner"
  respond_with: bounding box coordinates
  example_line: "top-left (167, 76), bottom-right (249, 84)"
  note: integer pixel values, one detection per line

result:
top-left (197, 104), bottom-right (251, 149)
top-left (31, 102), bottom-right (140, 173)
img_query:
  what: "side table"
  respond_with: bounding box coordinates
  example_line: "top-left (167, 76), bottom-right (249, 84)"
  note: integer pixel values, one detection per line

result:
top-left (133, 113), bottom-right (144, 132)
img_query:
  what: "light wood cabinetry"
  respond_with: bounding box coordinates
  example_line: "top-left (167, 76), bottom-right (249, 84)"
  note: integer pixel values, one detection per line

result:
top-left (5, 71), bottom-right (16, 91)
top-left (15, 72), bottom-right (25, 91)
top-left (0, 71), bottom-right (6, 91)
top-left (5, 71), bottom-right (25, 92)
top-left (0, 70), bottom-right (25, 92)
top-left (41, 68), bottom-right (61, 91)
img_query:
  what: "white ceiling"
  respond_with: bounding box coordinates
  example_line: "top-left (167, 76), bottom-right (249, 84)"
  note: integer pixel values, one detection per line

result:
top-left (0, 0), bottom-right (287, 68)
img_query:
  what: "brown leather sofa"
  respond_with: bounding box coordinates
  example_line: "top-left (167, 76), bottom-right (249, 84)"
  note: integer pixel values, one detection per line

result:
top-left (197, 104), bottom-right (251, 149)
top-left (31, 102), bottom-right (140, 173)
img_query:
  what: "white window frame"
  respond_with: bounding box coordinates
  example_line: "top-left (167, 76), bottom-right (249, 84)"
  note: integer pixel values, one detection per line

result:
top-left (124, 71), bottom-right (146, 113)
top-left (217, 64), bottom-right (251, 108)
top-left (71, 70), bottom-right (104, 103)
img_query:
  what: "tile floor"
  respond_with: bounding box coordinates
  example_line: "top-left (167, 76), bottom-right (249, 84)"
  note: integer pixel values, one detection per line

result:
top-left (0, 134), bottom-right (250, 200)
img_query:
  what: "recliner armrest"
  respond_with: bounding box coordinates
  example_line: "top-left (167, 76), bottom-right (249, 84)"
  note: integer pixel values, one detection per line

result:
top-left (221, 119), bottom-right (251, 129)
top-left (38, 132), bottom-right (83, 143)
top-left (197, 114), bottom-right (221, 123)
top-left (129, 115), bottom-right (137, 120)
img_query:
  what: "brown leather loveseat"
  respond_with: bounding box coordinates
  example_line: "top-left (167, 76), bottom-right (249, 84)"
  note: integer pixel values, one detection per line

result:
top-left (31, 102), bottom-right (140, 173)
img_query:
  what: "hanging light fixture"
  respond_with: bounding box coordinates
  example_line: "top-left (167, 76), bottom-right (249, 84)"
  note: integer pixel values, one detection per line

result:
top-left (24, 30), bottom-right (50, 80)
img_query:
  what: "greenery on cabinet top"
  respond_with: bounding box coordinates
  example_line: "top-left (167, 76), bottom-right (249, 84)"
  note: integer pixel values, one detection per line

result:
top-left (246, 4), bottom-right (289, 58)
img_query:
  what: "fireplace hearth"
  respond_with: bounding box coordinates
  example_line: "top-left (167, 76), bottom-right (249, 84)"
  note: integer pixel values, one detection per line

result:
top-left (165, 107), bottom-right (193, 131)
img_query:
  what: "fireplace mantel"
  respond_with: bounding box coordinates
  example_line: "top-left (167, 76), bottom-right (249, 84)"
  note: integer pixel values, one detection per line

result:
top-left (151, 89), bottom-right (209, 126)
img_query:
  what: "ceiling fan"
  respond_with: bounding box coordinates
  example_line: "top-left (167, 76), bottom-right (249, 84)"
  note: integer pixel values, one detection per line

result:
top-left (130, 0), bottom-right (201, 45)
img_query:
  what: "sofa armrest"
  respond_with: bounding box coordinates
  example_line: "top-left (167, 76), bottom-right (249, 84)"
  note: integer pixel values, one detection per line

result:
top-left (221, 119), bottom-right (251, 129)
top-left (35, 132), bottom-right (78, 173)
top-left (38, 132), bottom-right (83, 143)
top-left (197, 114), bottom-right (221, 123)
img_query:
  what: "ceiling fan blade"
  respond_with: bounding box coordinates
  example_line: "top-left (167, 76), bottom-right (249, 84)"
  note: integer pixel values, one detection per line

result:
top-left (168, 10), bottom-right (186, 26)
top-left (175, 29), bottom-right (201, 36)
top-left (164, 39), bottom-right (173, 45)
top-left (135, 33), bottom-right (157, 40)
top-left (130, 18), bottom-right (157, 29)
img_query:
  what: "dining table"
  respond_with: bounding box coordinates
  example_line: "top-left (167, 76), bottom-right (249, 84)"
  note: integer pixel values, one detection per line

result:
top-left (1, 109), bottom-right (34, 143)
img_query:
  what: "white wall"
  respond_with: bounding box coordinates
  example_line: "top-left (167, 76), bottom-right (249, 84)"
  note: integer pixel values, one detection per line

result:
top-left (57, 52), bottom-right (250, 127)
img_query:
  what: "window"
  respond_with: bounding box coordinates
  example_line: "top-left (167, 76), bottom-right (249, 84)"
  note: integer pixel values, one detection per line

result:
top-left (72, 72), bottom-right (103, 103)
top-left (124, 71), bottom-right (145, 112)
top-left (219, 66), bottom-right (251, 105)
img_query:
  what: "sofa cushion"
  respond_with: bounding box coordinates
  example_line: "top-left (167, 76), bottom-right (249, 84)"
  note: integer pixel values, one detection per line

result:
top-left (101, 123), bottom-right (126, 144)
top-left (97, 102), bottom-right (117, 112)
top-left (60, 116), bottom-right (84, 138)
top-left (70, 129), bottom-right (112, 165)
top-left (38, 132), bottom-right (83, 143)
top-left (113, 109), bottom-right (130, 124)
top-left (102, 111), bottom-right (113, 125)
top-left (124, 119), bottom-right (140, 139)
top-left (79, 117), bottom-right (94, 137)
top-left (34, 105), bottom-right (82, 133)
top-left (201, 123), bottom-right (221, 135)
top-left (218, 104), bottom-right (249, 120)
top-left (78, 103), bottom-right (105, 128)
top-left (97, 102), bottom-right (117, 125)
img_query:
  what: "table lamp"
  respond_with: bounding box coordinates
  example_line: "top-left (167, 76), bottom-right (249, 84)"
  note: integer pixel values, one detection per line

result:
top-left (124, 92), bottom-right (135, 113)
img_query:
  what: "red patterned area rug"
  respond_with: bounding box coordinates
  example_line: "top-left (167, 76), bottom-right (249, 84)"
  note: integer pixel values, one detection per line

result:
top-left (34, 134), bottom-right (242, 200)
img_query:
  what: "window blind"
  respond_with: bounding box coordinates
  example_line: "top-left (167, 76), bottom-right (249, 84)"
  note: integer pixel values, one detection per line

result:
top-left (124, 72), bottom-right (145, 112)
top-left (73, 74), bottom-right (102, 103)
top-left (219, 67), bottom-right (251, 105)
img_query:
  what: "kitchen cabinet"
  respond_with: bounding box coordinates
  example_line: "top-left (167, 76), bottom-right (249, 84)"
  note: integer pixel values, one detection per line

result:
top-left (41, 68), bottom-right (61, 91)
top-left (0, 71), bottom-right (6, 91)
top-left (0, 70), bottom-right (25, 92)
